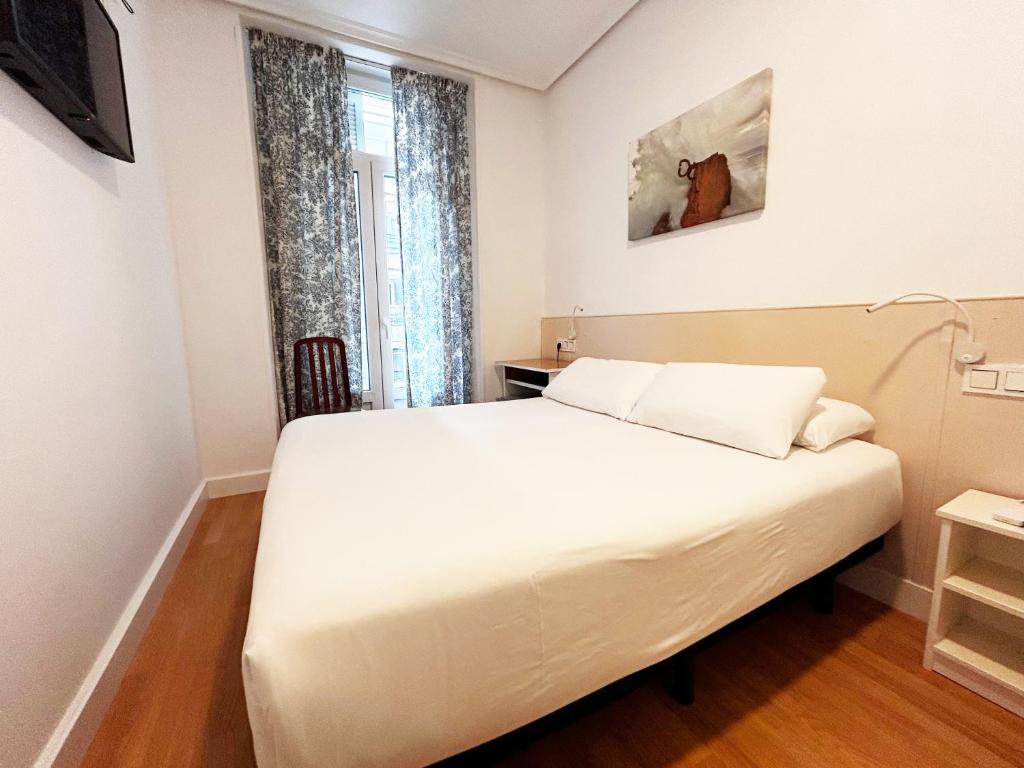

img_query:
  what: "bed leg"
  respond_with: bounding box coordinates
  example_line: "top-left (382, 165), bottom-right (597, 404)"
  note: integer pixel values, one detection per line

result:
top-left (812, 570), bottom-right (835, 614)
top-left (668, 650), bottom-right (695, 705)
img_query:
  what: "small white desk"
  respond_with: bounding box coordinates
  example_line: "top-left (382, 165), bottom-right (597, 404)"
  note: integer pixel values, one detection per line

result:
top-left (494, 358), bottom-right (571, 400)
top-left (924, 489), bottom-right (1024, 717)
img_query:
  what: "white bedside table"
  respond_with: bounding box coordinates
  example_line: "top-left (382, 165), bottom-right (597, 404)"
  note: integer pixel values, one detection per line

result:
top-left (924, 489), bottom-right (1024, 717)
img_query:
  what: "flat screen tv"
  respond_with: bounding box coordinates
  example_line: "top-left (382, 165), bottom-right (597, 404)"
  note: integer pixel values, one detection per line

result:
top-left (0, 0), bottom-right (134, 162)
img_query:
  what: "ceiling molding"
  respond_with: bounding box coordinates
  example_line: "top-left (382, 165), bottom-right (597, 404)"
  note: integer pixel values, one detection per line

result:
top-left (225, 0), bottom-right (555, 89)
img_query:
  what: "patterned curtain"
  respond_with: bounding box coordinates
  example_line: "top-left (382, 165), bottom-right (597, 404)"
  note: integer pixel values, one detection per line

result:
top-left (248, 29), bottom-right (362, 425)
top-left (392, 67), bottom-right (474, 407)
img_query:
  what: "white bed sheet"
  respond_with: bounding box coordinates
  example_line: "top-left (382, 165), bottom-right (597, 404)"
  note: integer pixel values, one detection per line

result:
top-left (243, 398), bottom-right (902, 768)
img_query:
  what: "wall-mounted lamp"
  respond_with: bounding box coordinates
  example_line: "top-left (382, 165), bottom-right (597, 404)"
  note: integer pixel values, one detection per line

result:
top-left (568, 305), bottom-right (584, 341)
top-left (866, 292), bottom-right (985, 364)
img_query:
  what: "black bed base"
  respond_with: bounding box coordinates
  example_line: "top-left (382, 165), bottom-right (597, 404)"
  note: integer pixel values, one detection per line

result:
top-left (433, 535), bottom-right (885, 767)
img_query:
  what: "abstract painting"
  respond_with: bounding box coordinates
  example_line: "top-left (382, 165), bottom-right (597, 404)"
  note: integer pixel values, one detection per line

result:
top-left (628, 69), bottom-right (772, 241)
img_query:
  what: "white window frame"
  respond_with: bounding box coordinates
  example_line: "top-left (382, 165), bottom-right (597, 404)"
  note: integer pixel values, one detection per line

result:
top-left (353, 151), bottom-right (401, 409)
top-left (349, 65), bottom-right (402, 410)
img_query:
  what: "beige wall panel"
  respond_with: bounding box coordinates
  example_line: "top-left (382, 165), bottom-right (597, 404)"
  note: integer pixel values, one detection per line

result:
top-left (920, 298), bottom-right (1024, 584)
top-left (541, 298), bottom-right (1024, 587)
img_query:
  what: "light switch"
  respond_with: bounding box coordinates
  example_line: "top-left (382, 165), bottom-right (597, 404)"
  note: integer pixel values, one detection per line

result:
top-left (969, 368), bottom-right (999, 390)
top-left (1006, 371), bottom-right (1024, 392)
top-left (961, 363), bottom-right (1024, 398)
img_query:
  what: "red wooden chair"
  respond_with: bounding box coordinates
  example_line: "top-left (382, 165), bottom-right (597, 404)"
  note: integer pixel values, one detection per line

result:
top-left (293, 336), bottom-right (352, 418)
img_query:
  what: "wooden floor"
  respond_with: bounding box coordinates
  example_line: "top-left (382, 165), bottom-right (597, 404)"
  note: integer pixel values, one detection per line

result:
top-left (84, 493), bottom-right (1024, 768)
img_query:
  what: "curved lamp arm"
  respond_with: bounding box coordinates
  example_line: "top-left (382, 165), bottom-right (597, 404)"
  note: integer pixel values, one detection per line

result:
top-left (866, 292), bottom-right (985, 363)
top-left (568, 305), bottom-right (584, 341)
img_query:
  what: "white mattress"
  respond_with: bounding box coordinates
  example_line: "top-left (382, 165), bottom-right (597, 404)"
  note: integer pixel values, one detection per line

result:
top-left (243, 398), bottom-right (902, 768)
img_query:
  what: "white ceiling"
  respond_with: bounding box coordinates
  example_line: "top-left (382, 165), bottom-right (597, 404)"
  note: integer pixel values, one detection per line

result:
top-left (230, 0), bottom-right (639, 90)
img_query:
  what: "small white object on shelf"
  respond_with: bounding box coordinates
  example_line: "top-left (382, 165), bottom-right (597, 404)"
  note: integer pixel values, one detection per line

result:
top-left (993, 500), bottom-right (1024, 527)
top-left (925, 489), bottom-right (1024, 717)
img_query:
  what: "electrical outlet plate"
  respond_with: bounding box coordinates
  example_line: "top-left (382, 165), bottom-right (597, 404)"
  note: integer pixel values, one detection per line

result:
top-left (961, 363), bottom-right (1024, 399)
top-left (556, 337), bottom-right (576, 354)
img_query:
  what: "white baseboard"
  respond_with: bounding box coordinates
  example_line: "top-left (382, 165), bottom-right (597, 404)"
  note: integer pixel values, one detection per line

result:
top-left (35, 470), bottom-right (267, 766)
top-left (36, 481), bottom-right (209, 768)
top-left (838, 562), bottom-right (933, 622)
top-left (35, 470), bottom-right (270, 766)
top-left (206, 469), bottom-right (271, 498)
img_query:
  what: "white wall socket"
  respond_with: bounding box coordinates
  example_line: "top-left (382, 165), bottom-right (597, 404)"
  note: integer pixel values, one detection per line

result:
top-left (556, 338), bottom-right (576, 354)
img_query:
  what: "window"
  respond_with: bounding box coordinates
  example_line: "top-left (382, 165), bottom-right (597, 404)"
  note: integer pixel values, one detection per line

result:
top-left (349, 80), bottom-right (407, 410)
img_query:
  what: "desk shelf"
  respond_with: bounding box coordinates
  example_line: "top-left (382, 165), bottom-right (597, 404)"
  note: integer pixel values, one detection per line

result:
top-left (495, 359), bottom-right (570, 400)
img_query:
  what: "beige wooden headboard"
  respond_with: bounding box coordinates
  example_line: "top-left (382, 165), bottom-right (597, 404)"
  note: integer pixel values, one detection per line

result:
top-left (541, 297), bottom-right (1024, 600)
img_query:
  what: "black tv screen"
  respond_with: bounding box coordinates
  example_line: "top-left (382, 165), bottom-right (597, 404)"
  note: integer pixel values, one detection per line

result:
top-left (0, 0), bottom-right (134, 162)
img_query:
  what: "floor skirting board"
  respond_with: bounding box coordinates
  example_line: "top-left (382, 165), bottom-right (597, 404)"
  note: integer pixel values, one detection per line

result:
top-left (838, 561), bottom-right (932, 622)
top-left (206, 470), bottom-right (271, 498)
top-left (36, 471), bottom-right (268, 765)
top-left (37, 482), bottom-right (209, 768)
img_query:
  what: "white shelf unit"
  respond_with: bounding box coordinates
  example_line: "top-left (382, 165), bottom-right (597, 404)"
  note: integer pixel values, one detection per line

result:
top-left (925, 490), bottom-right (1024, 717)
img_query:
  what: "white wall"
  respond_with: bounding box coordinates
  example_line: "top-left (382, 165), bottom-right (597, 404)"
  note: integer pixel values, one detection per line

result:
top-left (475, 79), bottom-right (546, 401)
top-left (544, 0), bottom-right (1024, 320)
top-left (147, 0), bottom-right (281, 482)
top-left (147, 0), bottom-right (547, 481)
top-left (0, 2), bottom-right (202, 765)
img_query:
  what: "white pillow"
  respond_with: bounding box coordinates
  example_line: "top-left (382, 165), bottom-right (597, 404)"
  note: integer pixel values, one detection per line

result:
top-left (794, 397), bottom-right (875, 451)
top-left (542, 357), bottom-right (663, 420)
top-left (628, 363), bottom-right (826, 458)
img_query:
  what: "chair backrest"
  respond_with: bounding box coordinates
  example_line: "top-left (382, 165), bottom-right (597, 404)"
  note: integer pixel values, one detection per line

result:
top-left (292, 336), bottom-right (352, 419)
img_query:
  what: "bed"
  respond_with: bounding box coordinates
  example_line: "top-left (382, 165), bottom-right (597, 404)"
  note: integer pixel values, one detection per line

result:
top-left (243, 397), bottom-right (902, 768)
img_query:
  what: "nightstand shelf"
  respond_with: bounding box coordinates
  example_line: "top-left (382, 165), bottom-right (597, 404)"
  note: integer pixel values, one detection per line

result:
top-left (925, 489), bottom-right (1024, 718)
top-left (943, 559), bottom-right (1024, 620)
top-left (933, 619), bottom-right (1024, 693)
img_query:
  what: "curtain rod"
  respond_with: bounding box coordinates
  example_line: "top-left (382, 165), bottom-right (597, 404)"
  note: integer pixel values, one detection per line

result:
top-left (243, 19), bottom-right (391, 72)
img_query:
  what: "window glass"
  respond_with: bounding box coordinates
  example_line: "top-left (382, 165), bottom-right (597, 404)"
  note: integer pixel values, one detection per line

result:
top-left (384, 174), bottom-right (407, 408)
top-left (347, 88), bottom-right (395, 157)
